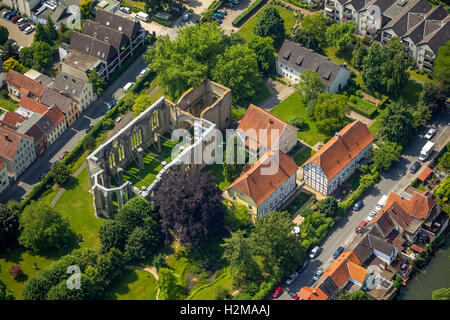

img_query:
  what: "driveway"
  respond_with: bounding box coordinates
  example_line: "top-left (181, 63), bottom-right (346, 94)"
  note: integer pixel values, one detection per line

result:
top-left (276, 108), bottom-right (450, 300)
top-left (219, 0), bottom-right (259, 34)
top-left (0, 55), bottom-right (148, 204)
top-left (0, 10), bottom-right (34, 48)
top-left (261, 78), bottom-right (295, 110)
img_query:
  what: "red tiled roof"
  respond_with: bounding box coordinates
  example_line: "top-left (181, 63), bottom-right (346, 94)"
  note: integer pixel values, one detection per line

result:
top-left (410, 244), bottom-right (424, 254)
top-left (6, 70), bottom-right (46, 97)
top-left (0, 161), bottom-right (4, 171)
top-left (227, 150), bottom-right (298, 206)
top-left (418, 167), bottom-right (433, 182)
top-left (321, 251), bottom-right (367, 288)
top-left (45, 105), bottom-right (66, 127)
top-left (2, 112), bottom-right (27, 128)
top-left (237, 104), bottom-right (297, 150)
top-left (19, 96), bottom-right (49, 115)
top-left (303, 121), bottom-right (374, 180)
top-left (297, 287), bottom-right (328, 300)
top-left (383, 191), bottom-right (436, 221)
top-left (0, 124), bottom-right (32, 160)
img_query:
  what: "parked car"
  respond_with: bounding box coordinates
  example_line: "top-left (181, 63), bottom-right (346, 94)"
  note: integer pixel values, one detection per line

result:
top-left (353, 199), bottom-right (363, 211)
top-left (285, 272), bottom-right (299, 285)
top-left (39, 169), bottom-right (50, 180)
top-left (366, 210), bottom-right (378, 222)
top-left (333, 246), bottom-right (345, 259)
top-left (224, 2), bottom-right (234, 8)
top-left (410, 161), bottom-right (421, 174)
top-left (24, 25), bottom-right (35, 34)
top-left (183, 12), bottom-right (192, 21)
top-left (212, 16), bottom-right (222, 23)
top-left (6, 12), bottom-right (16, 20)
top-left (355, 220), bottom-right (367, 233)
top-left (217, 9), bottom-right (227, 15)
top-left (2, 11), bottom-right (11, 18)
top-left (312, 269), bottom-right (323, 281)
top-left (138, 68), bottom-right (149, 77)
top-left (59, 151), bottom-right (69, 160)
top-left (18, 22), bottom-right (29, 31)
top-left (272, 286), bottom-right (282, 298)
top-left (86, 123), bottom-right (93, 133)
top-left (424, 127), bottom-right (436, 140)
top-left (17, 17), bottom-right (26, 24)
top-left (11, 15), bottom-right (20, 23)
top-left (120, 7), bottom-right (132, 14)
top-left (214, 13), bottom-right (224, 19)
top-left (309, 246), bottom-right (321, 259)
top-left (123, 81), bottom-right (134, 92)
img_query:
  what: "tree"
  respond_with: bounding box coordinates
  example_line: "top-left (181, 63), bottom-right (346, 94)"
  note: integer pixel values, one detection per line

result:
top-left (0, 204), bottom-right (19, 253)
top-left (115, 197), bottom-right (157, 234)
top-left (371, 141), bottom-right (402, 173)
top-left (87, 69), bottom-right (106, 97)
top-left (50, 161), bottom-right (71, 186)
top-left (2, 57), bottom-right (23, 72)
top-left (22, 274), bottom-right (53, 300)
top-left (0, 280), bottom-right (14, 300)
top-left (9, 265), bottom-right (24, 280)
top-left (83, 135), bottom-right (96, 152)
top-left (326, 21), bottom-right (356, 50)
top-left (248, 36), bottom-right (276, 75)
top-left (413, 103), bottom-right (432, 127)
top-left (294, 70), bottom-right (326, 103)
top-left (132, 94), bottom-right (153, 115)
top-left (435, 177), bottom-right (450, 202)
top-left (0, 39), bottom-right (19, 60)
top-left (46, 274), bottom-right (97, 300)
top-left (251, 211), bottom-right (306, 280)
top-left (34, 23), bottom-right (49, 43)
top-left (288, 116), bottom-right (307, 131)
top-left (298, 13), bottom-right (328, 51)
top-left (437, 152), bottom-right (450, 173)
top-left (223, 134), bottom-right (245, 183)
top-left (215, 287), bottom-right (230, 300)
top-left (317, 197), bottom-right (339, 218)
top-left (19, 41), bottom-right (55, 72)
top-left (291, 26), bottom-right (320, 52)
top-left (0, 25), bottom-right (8, 45)
top-left (339, 290), bottom-right (369, 300)
top-left (432, 40), bottom-right (450, 93)
top-left (45, 16), bottom-right (58, 45)
top-left (224, 204), bottom-right (250, 231)
top-left (253, 7), bottom-right (285, 48)
top-left (99, 220), bottom-right (128, 253)
top-left (378, 103), bottom-right (415, 146)
top-left (153, 170), bottom-right (225, 251)
top-left (123, 227), bottom-right (153, 263)
top-left (212, 44), bottom-right (261, 105)
top-left (222, 230), bottom-right (260, 284)
top-left (18, 203), bottom-right (76, 253)
top-left (80, 0), bottom-right (93, 18)
top-left (351, 40), bottom-right (367, 70)
top-left (314, 94), bottom-right (350, 136)
top-left (432, 288), bottom-right (450, 300)
top-left (158, 268), bottom-right (180, 300)
top-left (419, 80), bottom-right (447, 113)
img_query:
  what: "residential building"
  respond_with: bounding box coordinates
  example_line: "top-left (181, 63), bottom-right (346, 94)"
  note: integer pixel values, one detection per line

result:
top-left (277, 40), bottom-right (350, 93)
top-left (3, 0), bottom-right (40, 16)
top-left (303, 120), bottom-right (374, 196)
top-left (0, 112), bottom-right (27, 128)
top-left (16, 113), bottom-right (49, 157)
top-left (0, 62), bottom-right (6, 88)
top-left (44, 105), bottom-right (67, 145)
top-left (5, 70), bottom-right (46, 100)
top-left (94, 0), bottom-right (120, 13)
top-left (24, 69), bottom-right (54, 87)
top-left (40, 87), bottom-right (79, 126)
top-left (0, 161), bottom-right (9, 193)
top-left (236, 104), bottom-right (298, 155)
top-left (296, 287), bottom-right (328, 300)
top-left (223, 150), bottom-right (298, 221)
top-left (16, 96), bottom-right (49, 119)
top-left (321, 251), bottom-right (368, 288)
top-left (52, 72), bottom-right (96, 112)
top-left (61, 49), bottom-right (107, 82)
top-left (0, 125), bottom-right (36, 180)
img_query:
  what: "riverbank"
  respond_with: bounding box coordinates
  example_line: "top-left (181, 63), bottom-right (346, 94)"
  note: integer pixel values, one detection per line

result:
top-left (396, 233), bottom-right (450, 300)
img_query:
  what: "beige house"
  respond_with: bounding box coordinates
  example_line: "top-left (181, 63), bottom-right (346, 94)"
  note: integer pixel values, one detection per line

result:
top-left (223, 150), bottom-right (298, 221)
top-left (3, 0), bottom-right (40, 16)
top-left (52, 72), bottom-right (96, 112)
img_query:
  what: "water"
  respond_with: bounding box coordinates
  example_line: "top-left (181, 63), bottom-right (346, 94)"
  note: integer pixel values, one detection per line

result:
top-left (397, 236), bottom-right (450, 300)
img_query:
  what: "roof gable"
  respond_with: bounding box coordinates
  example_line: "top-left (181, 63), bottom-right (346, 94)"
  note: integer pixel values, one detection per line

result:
top-left (6, 70), bottom-right (46, 97)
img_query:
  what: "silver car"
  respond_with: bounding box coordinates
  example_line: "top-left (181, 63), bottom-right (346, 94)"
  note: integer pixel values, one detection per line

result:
top-left (285, 272), bottom-right (299, 285)
top-left (313, 269), bottom-right (323, 281)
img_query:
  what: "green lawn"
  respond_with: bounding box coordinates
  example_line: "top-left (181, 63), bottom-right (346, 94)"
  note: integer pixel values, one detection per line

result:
top-left (188, 270), bottom-right (234, 300)
top-left (407, 68), bottom-right (429, 83)
top-left (293, 146), bottom-right (315, 166)
top-left (232, 106), bottom-right (246, 122)
top-left (237, 4), bottom-right (296, 41)
top-left (284, 192), bottom-right (312, 216)
top-left (53, 168), bottom-right (104, 250)
top-left (250, 82), bottom-right (272, 106)
top-left (270, 92), bottom-right (326, 146)
top-left (205, 163), bottom-right (230, 191)
top-left (350, 96), bottom-right (378, 118)
top-left (104, 268), bottom-right (158, 300)
top-left (121, 0), bottom-right (146, 10)
top-left (324, 46), bottom-right (363, 87)
top-left (0, 97), bottom-right (18, 113)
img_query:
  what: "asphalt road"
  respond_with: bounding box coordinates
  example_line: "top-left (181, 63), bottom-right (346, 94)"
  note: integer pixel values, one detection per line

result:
top-left (277, 108), bottom-right (450, 300)
top-left (0, 55), bottom-right (148, 204)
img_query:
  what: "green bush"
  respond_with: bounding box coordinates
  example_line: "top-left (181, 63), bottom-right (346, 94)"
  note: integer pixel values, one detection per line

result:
top-left (232, 0), bottom-right (268, 27)
top-left (151, 15), bottom-right (171, 27)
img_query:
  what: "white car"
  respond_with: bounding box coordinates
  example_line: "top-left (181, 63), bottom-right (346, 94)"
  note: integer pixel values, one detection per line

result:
top-left (24, 25), bottom-right (34, 34)
top-left (138, 68), bottom-right (149, 77)
top-left (366, 210), bottom-right (378, 222)
top-left (312, 269), bottom-right (323, 281)
top-left (183, 12), bottom-right (192, 21)
top-left (120, 7), bottom-right (131, 14)
top-left (424, 128), bottom-right (436, 140)
top-left (309, 246), bottom-right (321, 259)
top-left (285, 272), bottom-right (299, 285)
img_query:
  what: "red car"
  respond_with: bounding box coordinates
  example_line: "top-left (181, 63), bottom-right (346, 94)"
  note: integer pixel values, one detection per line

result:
top-left (355, 220), bottom-right (367, 233)
top-left (272, 286), bottom-right (282, 298)
top-left (11, 15), bottom-right (20, 23)
top-left (292, 293), bottom-right (299, 300)
top-left (59, 151), bottom-right (69, 160)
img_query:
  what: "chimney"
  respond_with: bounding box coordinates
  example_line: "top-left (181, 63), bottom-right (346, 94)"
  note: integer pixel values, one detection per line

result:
top-left (312, 290), bottom-right (317, 295)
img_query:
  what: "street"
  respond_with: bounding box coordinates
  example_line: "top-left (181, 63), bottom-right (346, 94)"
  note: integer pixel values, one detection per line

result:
top-left (0, 55), bottom-right (148, 204)
top-left (277, 108), bottom-right (450, 300)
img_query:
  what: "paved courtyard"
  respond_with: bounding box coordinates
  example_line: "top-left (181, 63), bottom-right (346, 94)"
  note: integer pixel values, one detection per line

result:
top-left (0, 11), bottom-right (34, 47)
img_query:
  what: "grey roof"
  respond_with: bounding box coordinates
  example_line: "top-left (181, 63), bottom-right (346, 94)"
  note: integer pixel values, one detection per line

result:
top-left (347, 0), bottom-right (367, 11)
top-left (317, 276), bottom-right (339, 298)
top-left (95, 9), bottom-right (142, 39)
top-left (382, 0), bottom-right (432, 36)
top-left (402, 6), bottom-right (448, 44)
top-left (83, 20), bottom-right (130, 52)
top-left (40, 88), bottom-right (76, 116)
top-left (348, 234), bottom-right (373, 263)
top-left (361, 0), bottom-right (396, 13)
top-left (418, 16), bottom-right (450, 53)
top-left (63, 49), bottom-right (102, 72)
top-left (382, 0), bottom-right (410, 19)
top-left (16, 113), bottom-right (43, 135)
top-left (277, 40), bottom-right (344, 88)
top-left (69, 32), bottom-right (117, 63)
top-left (52, 72), bottom-right (88, 102)
top-left (367, 233), bottom-right (396, 256)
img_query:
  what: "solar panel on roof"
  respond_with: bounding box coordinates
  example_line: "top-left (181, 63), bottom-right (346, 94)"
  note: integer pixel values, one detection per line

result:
top-left (283, 49), bottom-right (292, 60)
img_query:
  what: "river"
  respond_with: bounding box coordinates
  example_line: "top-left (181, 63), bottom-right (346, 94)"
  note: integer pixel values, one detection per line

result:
top-left (397, 236), bottom-right (450, 300)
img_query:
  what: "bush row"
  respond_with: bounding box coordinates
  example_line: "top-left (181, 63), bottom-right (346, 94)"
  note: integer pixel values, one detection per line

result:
top-left (338, 171), bottom-right (380, 213)
top-left (232, 0), bottom-right (268, 27)
top-left (151, 15), bottom-right (171, 27)
top-left (349, 104), bottom-right (377, 119)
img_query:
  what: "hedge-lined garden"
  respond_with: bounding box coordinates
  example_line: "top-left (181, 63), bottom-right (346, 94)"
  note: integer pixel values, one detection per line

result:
top-left (232, 0), bottom-right (268, 27)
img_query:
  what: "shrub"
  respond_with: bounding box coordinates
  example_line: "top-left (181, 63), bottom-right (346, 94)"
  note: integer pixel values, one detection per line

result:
top-left (102, 118), bottom-right (114, 130)
top-left (289, 116), bottom-right (307, 131)
top-left (215, 286), bottom-right (230, 300)
top-left (9, 265), bottom-right (24, 280)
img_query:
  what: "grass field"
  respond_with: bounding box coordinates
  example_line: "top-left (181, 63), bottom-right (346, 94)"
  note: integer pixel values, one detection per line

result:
top-left (407, 68), bottom-right (430, 83)
top-left (237, 4), bottom-right (296, 41)
top-left (293, 146), bottom-right (315, 166)
top-left (324, 46), bottom-right (363, 87)
top-left (270, 92), bottom-right (326, 146)
top-left (250, 82), bottom-right (272, 106)
top-left (104, 268), bottom-right (158, 300)
top-left (188, 270), bottom-right (234, 300)
top-left (0, 97), bottom-right (18, 113)
top-left (350, 96), bottom-right (378, 118)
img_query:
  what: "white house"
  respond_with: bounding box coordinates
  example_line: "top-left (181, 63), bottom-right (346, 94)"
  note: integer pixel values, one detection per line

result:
top-left (0, 161), bottom-right (9, 193)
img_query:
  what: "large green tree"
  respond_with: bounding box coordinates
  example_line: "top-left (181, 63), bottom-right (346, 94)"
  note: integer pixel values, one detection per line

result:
top-left (99, 220), bottom-right (127, 253)
top-left (50, 161), bottom-right (71, 186)
top-left (317, 197), bottom-right (339, 218)
top-left (253, 7), bottom-right (285, 48)
top-left (0, 25), bottom-right (9, 45)
top-left (19, 203), bottom-right (76, 254)
top-left (351, 40), bottom-right (367, 70)
top-left (19, 41), bottom-right (55, 72)
top-left (158, 268), bottom-right (181, 300)
top-left (248, 36), bottom-right (276, 75)
top-left (314, 94), bottom-right (350, 136)
top-left (378, 103), bottom-right (415, 146)
top-left (212, 44), bottom-right (261, 105)
top-left (294, 70), bottom-right (326, 103)
top-left (432, 40), bottom-right (450, 93)
top-left (132, 94), bottom-right (152, 116)
top-left (87, 69), bottom-right (106, 97)
top-left (371, 141), bottom-right (403, 173)
top-left (326, 21), bottom-right (356, 50)
top-left (0, 204), bottom-right (19, 253)
top-left (298, 13), bottom-right (328, 51)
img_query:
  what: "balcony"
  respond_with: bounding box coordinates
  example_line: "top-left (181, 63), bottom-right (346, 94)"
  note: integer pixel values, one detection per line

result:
top-left (325, 6), bottom-right (334, 15)
top-left (342, 11), bottom-right (353, 21)
top-left (325, 1), bottom-right (334, 8)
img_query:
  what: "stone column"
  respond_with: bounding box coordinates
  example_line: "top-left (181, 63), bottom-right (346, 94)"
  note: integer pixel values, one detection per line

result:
top-left (93, 187), bottom-right (105, 216)
top-left (117, 190), bottom-right (124, 210)
top-left (137, 147), bottom-right (144, 171)
top-left (126, 182), bottom-right (134, 201)
top-left (156, 133), bottom-right (161, 153)
top-left (117, 167), bottom-right (124, 185)
top-left (104, 191), bottom-right (113, 219)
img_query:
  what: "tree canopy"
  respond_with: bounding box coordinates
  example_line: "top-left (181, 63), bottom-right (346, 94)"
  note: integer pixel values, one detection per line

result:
top-left (0, 204), bottom-right (19, 253)
top-left (294, 70), bottom-right (326, 103)
top-left (19, 41), bottom-right (55, 72)
top-left (378, 103), bottom-right (415, 146)
top-left (253, 7), bottom-right (286, 48)
top-left (50, 161), bottom-right (71, 186)
top-left (298, 13), bottom-right (328, 52)
top-left (432, 40), bottom-right (450, 93)
top-left (87, 69), bottom-right (106, 97)
top-left (0, 25), bottom-right (8, 45)
top-left (326, 21), bottom-right (356, 50)
top-left (248, 36), bottom-right (276, 76)
top-left (371, 141), bottom-right (403, 173)
top-left (314, 94), bottom-right (350, 136)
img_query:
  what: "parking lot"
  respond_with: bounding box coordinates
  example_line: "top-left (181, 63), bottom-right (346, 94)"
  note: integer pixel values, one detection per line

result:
top-left (218, 0), bottom-right (259, 34)
top-left (0, 10), bottom-right (34, 47)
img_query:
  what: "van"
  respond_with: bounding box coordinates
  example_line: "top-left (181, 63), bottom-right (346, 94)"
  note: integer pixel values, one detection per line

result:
top-left (355, 220), bottom-right (367, 233)
top-left (135, 12), bottom-right (150, 22)
top-left (309, 246), bottom-right (321, 259)
top-left (123, 82), bottom-right (134, 92)
top-left (375, 195), bottom-right (388, 211)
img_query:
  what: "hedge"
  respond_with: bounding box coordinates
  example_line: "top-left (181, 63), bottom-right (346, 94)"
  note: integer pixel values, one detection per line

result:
top-left (186, 269), bottom-right (229, 300)
top-left (151, 15), bottom-right (171, 27)
top-left (232, 0), bottom-right (268, 27)
top-left (251, 277), bottom-right (277, 300)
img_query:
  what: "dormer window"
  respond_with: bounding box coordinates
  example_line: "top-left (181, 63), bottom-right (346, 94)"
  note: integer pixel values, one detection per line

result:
top-left (86, 46), bottom-right (90, 52)
top-left (106, 21), bottom-right (110, 26)
top-left (118, 26), bottom-right (122, 31)
top-left (104, 36), bottom-right (109, 42)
